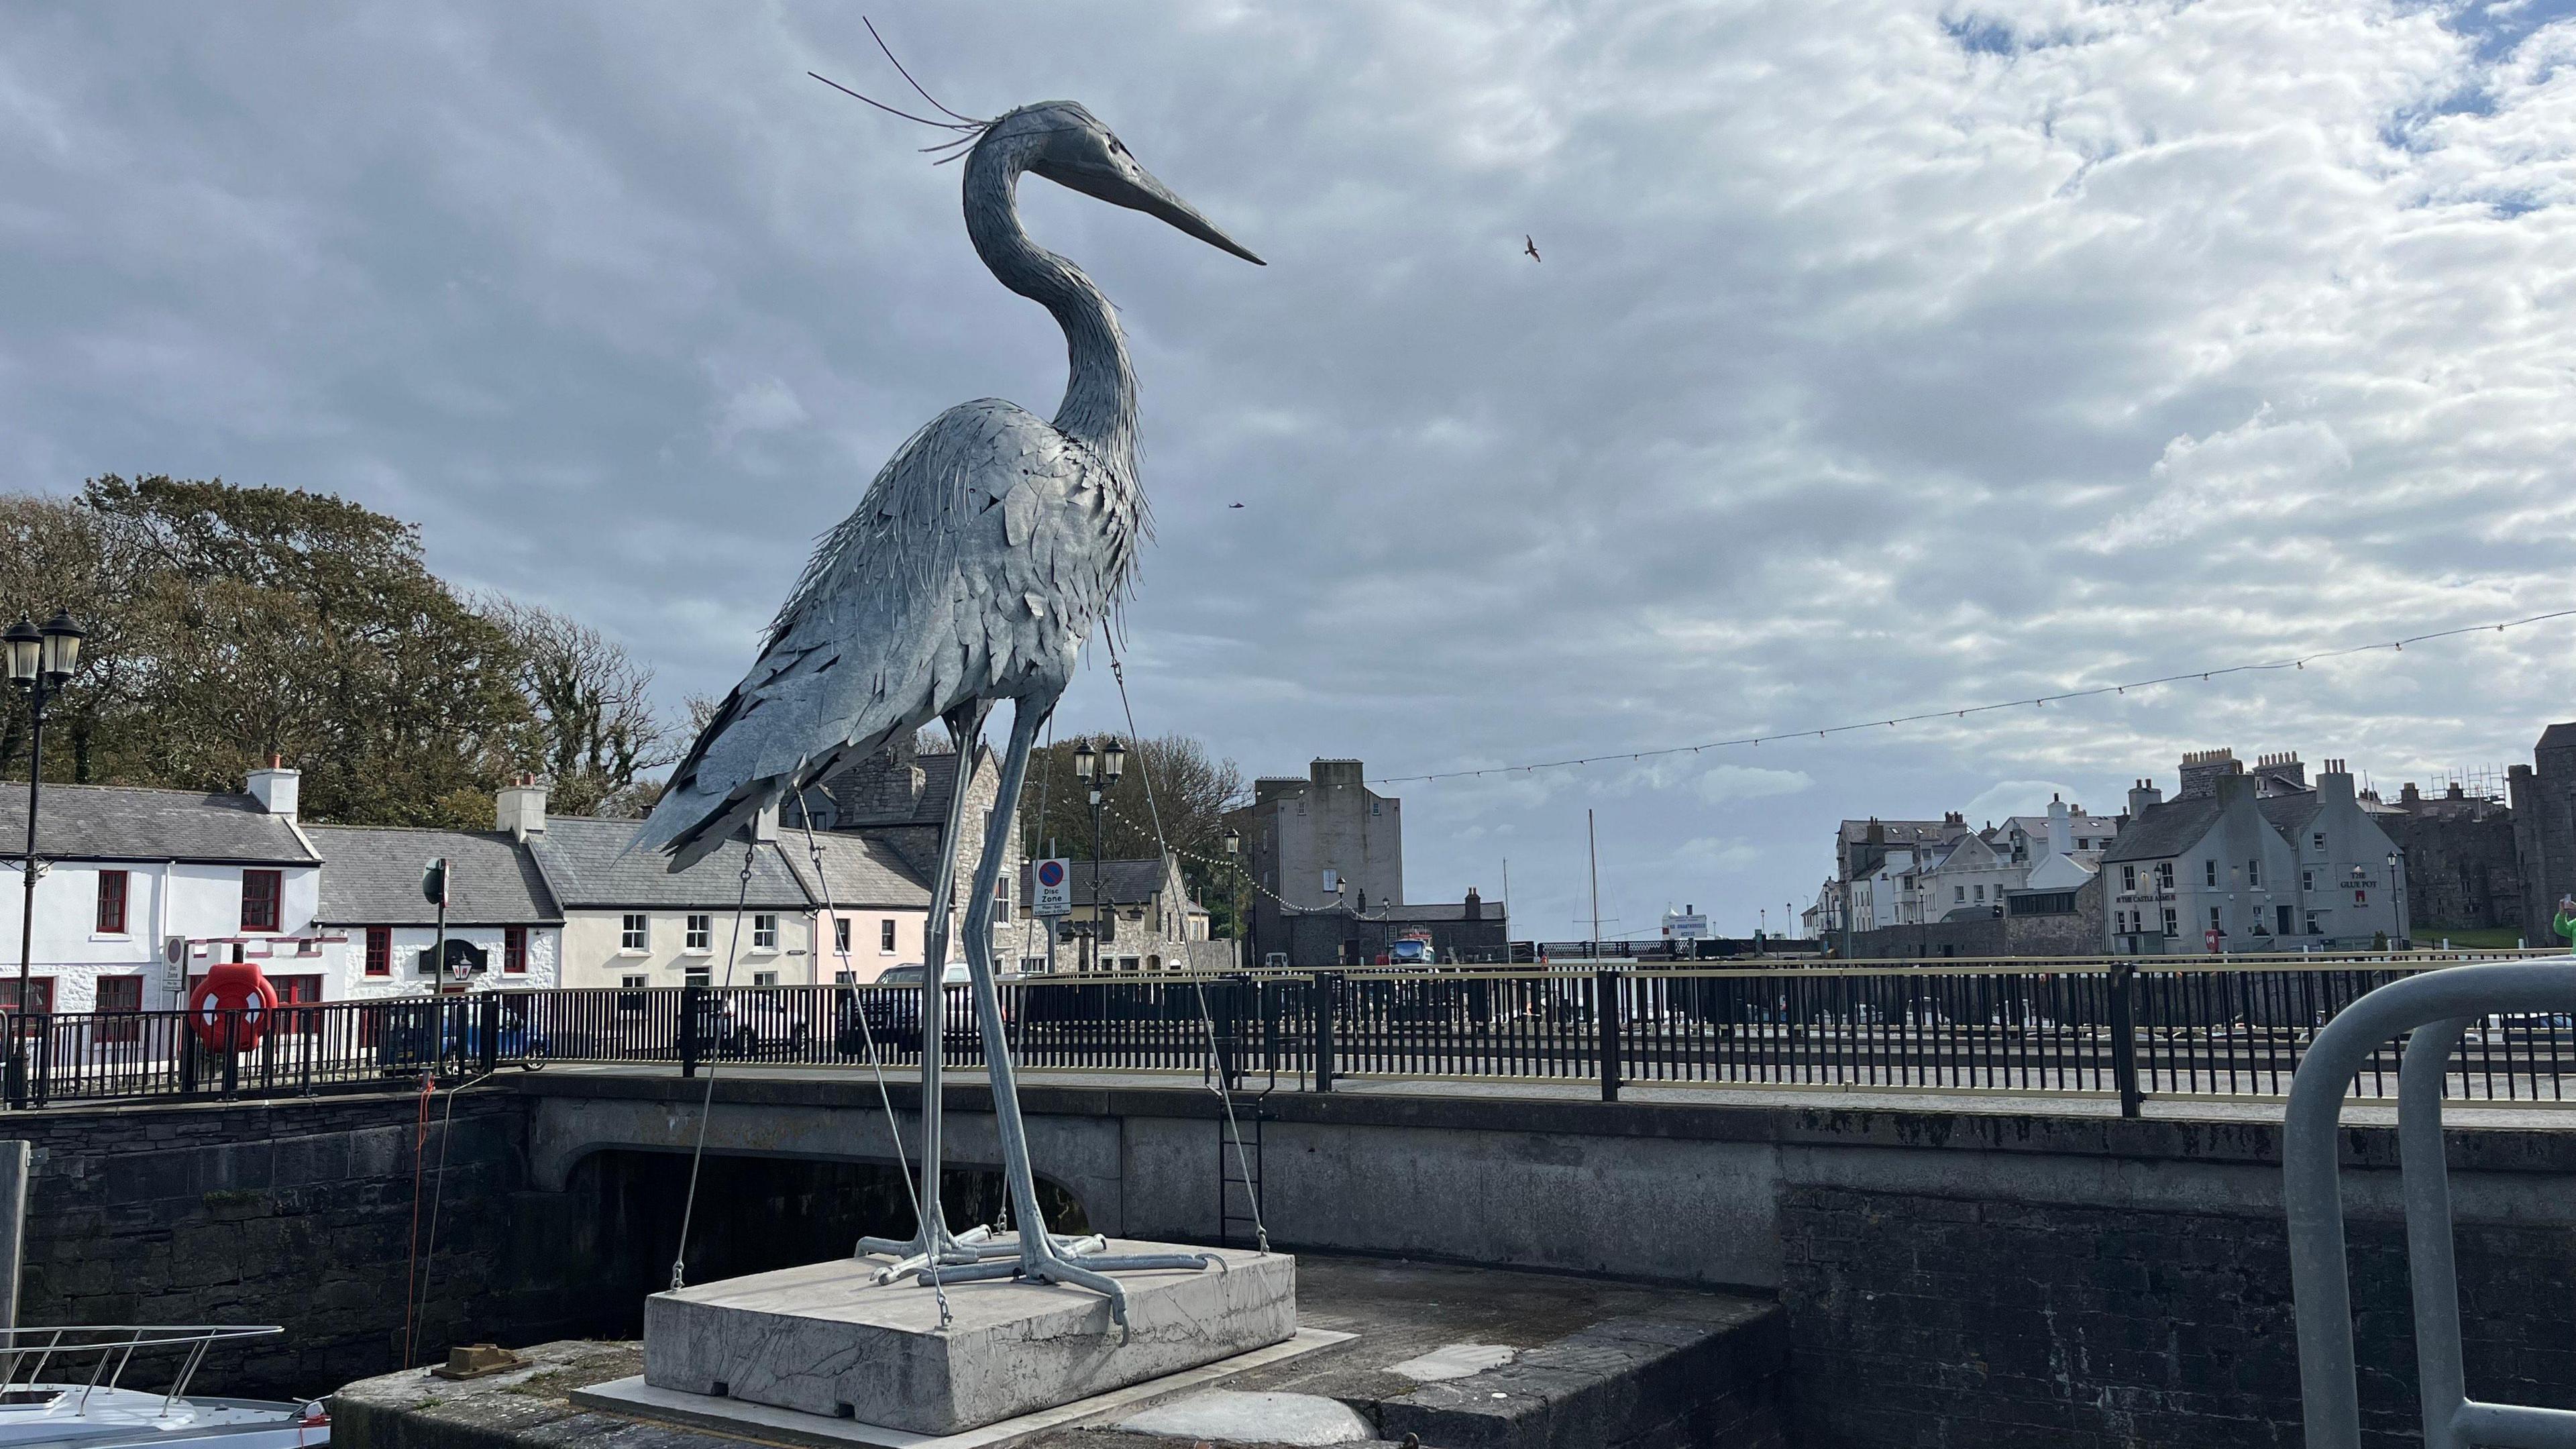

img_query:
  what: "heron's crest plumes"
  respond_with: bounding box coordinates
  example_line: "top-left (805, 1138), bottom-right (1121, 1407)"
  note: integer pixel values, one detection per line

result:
top-left (810, 17), bottom-right (994, 163)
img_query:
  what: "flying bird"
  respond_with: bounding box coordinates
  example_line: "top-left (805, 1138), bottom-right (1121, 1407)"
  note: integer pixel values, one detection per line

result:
top-left (1229, 501), bottom-right (1245, 508)
top-left (634, 91), bottom-right (1261, 1321)
top-left (1524, 234), bottom-right (1541, 262)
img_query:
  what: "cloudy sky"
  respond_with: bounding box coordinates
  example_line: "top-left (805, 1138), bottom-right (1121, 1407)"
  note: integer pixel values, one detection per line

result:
top-left (4, 1), bottom-right (2573, 941)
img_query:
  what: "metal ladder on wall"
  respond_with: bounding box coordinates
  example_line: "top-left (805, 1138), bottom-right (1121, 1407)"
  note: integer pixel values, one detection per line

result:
top-left (1218, 1104), bottom-right (1267, 1250)
top-left (2286, 957), bottom-right (2576, 1449)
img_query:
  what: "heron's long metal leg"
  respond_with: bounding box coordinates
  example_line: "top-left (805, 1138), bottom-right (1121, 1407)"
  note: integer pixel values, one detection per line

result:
top-left (954, 698), bottom-right (1218, 1329)
top-left (855, 702), bottom-right (989, 1280)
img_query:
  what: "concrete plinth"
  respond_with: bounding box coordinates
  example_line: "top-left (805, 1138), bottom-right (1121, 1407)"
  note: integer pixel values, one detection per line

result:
top-left (641, 1242), bottom-right (1295, 1436)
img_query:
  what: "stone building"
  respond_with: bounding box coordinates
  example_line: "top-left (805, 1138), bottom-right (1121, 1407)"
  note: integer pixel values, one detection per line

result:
top-left (1230, 759), bottom-right (1504, 967)
top-left (2383, 780), bottom-right (2522, 937)
top-left (2510, 722), bottom-right (2576, 943)
top-left (1018, 855), bottom-right (1228, 973)
top-left (792, 734), bottom-right (1022, 973)
top-left (2103, 763), bottom-right (2406, 953)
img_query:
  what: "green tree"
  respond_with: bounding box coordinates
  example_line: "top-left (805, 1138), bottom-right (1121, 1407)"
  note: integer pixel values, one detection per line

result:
top-left (486, 598), bottom-right (674, 818)
top-left (70, 476), bottom-right (534, 826)
top-left (1016, 733), bottom-right (1246, 932)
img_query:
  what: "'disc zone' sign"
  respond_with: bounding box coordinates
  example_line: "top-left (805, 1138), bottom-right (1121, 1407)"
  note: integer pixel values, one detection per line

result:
top-left (1034, 858), bottom-right (1073, 917)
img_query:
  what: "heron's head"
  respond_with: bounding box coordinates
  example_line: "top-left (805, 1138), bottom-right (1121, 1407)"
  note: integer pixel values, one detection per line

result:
top-left (986, 101), bottom-right (1264, 265)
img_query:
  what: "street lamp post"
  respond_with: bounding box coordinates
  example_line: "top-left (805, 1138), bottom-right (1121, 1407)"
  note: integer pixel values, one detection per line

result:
top-left (5, 611), bottom-right (85, 1108)
top-left (1071, 739), bottom-right (1125, 972)
top-left (1222, 826), bottom-right (1246, 969)
top-left (2387, 849), bottom-right (2405, 947)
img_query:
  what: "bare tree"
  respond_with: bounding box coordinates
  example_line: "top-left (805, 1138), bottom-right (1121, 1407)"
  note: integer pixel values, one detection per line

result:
top-left (487, 599), bottom-right (677, 818)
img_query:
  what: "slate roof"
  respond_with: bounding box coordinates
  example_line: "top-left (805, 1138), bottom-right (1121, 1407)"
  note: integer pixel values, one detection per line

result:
top-left (1375, 900), bottom-right (1504, 922)
top-left (2258, 795), bottom-right (2324, 838)
top-left (525, 816), bottom-right (815, 910)
top-left (2100, 796), bottom-right (2226, 863)
top-left (1019, 857), bottom-right (1181, 908)
top-left (306, 825), bottom-right (560, 926)
top-left (784, 833), bottom-right (932, 910)
top-left (0, 783), bottom-right (315, 864)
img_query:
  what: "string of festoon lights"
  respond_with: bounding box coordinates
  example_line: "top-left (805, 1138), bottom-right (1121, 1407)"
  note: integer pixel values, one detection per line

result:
top-left (1360, 606), bottom-right (2576, 788)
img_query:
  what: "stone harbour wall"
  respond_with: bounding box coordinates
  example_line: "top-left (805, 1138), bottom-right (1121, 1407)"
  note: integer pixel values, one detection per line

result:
top-left (1778, 1179), bottom-right (2576, 1449)
top-left (12, 1089), bottom-right (528, 1401)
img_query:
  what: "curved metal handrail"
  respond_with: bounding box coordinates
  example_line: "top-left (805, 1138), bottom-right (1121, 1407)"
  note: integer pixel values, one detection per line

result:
top-left (2284, 961), bottom-right (2576, 1449)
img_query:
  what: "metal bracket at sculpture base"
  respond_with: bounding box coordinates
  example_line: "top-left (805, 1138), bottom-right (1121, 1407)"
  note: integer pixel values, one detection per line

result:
top-left (2285, 959), bottom-right (2576, 1449)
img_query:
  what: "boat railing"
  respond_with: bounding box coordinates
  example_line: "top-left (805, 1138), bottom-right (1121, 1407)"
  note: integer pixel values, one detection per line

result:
top-left (0, 1325), bottom-right (284, 1417)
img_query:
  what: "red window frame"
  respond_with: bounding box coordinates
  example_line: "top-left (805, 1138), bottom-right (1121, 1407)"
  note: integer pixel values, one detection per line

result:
top-left (241, 869), bottom-right (282, 932)
top-left (0, 979), bottom-right (55, 1014)
top-left (503, 926), bottom-right (527, 974)
top-left (95, 975), bottom-right (142, 1043)
top-left (95, 870), bottom-right (129, 934)
top-left (364, 926), bottom-right (392, 977)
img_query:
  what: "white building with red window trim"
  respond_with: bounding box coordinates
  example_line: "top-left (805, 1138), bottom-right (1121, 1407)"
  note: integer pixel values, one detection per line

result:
top-left (304, 821), bottom-right (562, 998)
top-left (0, 764), bottom-right (323, 1014)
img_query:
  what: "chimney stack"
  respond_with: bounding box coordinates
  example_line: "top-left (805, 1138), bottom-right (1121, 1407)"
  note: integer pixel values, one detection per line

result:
top-left (247, 755), bottom-right (299, 820)
top-left (2046, 795), bottom-right (2074, 858)
top-left (1463, 887), bottom-right (1481, 920)
top-left (496, 773), bottom-right (549, 841)
top-left (2127, 777), bottom-right (2164, 818)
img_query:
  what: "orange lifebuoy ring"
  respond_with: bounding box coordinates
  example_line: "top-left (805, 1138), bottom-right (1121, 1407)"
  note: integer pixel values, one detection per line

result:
top-left (188, 960), bottom-right (278, 1053)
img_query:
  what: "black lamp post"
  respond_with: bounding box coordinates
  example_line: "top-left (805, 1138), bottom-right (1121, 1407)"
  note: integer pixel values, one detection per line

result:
top-left (1071, 739), bottom-right (1124, 972)
top-left (6, 610), bottom-right (84, 1108)
top-left (1222, 826), bottom-right (1246, 966)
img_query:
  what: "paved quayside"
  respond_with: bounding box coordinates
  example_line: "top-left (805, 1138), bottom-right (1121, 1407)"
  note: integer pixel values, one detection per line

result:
top-left (331, 1255), bottom-right (1787, 1449)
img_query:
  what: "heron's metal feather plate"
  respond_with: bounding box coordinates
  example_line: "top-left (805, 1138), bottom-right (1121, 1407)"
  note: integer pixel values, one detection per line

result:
top-left (634, 397), bottom-right (1138, 863)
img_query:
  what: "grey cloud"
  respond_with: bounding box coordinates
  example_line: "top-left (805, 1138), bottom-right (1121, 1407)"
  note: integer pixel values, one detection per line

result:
top-left (0, 1), bottom-right (2570, 940)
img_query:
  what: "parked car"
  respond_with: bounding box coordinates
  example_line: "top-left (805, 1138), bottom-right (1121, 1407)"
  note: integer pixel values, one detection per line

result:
top-left (1387, 938), bottom-right (1437, 967)
top-left (678, 991), bottom-right (812, 1059)
top-left (376, 997), bottom-right (548, 1074)
top-left (837, 964), bottom-right (1008, 1057)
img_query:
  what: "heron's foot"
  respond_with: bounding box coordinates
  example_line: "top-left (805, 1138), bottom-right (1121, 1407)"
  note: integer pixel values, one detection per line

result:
top-left (858, 1223), bottom-right (991, 1283)
top-left (961, 1232), bottom-right (1103, 1262)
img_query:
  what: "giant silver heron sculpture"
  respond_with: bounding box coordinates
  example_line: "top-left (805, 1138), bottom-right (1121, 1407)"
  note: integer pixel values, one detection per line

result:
top-left (633, 93), bottom-right (1262, 1324)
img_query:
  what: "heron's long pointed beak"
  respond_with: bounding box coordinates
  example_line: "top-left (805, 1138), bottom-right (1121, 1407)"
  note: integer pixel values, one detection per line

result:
top-left (1061, 163), bottom-right (1265, 265)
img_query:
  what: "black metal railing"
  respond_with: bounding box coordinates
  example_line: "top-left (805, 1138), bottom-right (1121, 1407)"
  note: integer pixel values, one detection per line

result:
top-left (4, 954), bottom-right (2567, 1114)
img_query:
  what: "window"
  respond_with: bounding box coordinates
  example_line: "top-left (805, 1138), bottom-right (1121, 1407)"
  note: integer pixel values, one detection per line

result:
top-left (684, 965), bottom-right (711, 988)
top-left (1955, 886), bottom-right (1966, 904)
top-left (2157, 862), bottom-right (2175, 890)
top-left (241, 869), bottom-right (282, 932)
top-left (0, 979), bottom-right (53, 1014)
top-left (2277, 905), bottom-right (2295, 935)
top-left (504, 926), bottom-right (527, 974)
top-left (2247, 859), bottom-right (2260, 888)
top-left (835, 918), bottom-right (852, 953)
top-left (880, 919), bottom-right (896, 954)
top-left (621, 914), bottom-right (649, 951)
top-left (834, 969), bottom-right (856, 985)
top-left (2121, 865), bottom-right (2137, 892)
top-left (95, 975), bottom-right (142, 1042)
top-left (95, 871), bottom-right (129, 934)
top-left (994, 877), bottom-right (1012, 923)
top-left (2302, 869), bottom-right (2314, 892)
top-left (2306, 912), bottom-right (2322, 936)
top-left (2313, 832), bottom-right (2326, 853)
top-left (685, 914), bottom-right (712, 952)
top-left (364, 926), bottom-right (392, 977)
top-left (2204, 860), bottom-right (2218, 888)
top-left (2162, 908), bottom-right (2178, 936)
top-left (752, 971), bottom-right (777, 987)
top-left (621, 973), bottom-right (648, 989)
top-left (753, 914), bottom-right (778, 951)
top-left (2209, 906), bottom-right (2222, 930)
top-left (1972, 885), bottom-right (1985, 903)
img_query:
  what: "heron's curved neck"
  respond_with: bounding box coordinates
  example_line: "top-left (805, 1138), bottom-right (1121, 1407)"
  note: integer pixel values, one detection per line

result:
top-left (964, 148), bottom-right (1135, 462)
